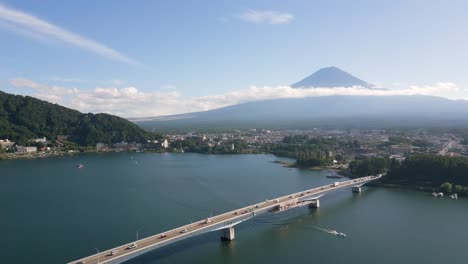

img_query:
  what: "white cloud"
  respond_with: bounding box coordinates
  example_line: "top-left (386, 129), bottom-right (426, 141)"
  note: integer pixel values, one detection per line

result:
top-left (9, 78), bottom-right (466, 118)
top-left (240, 10), bottom-right (294, 24)
top-left (10, 78), bottom-right (77, 104)
top-left (48, 76), bottom-right (88, 83)
top-left (0, 3), bottom-right (137, 64)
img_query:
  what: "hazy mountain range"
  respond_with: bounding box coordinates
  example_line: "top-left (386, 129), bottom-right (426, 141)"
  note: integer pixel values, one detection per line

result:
top-left (132, 67), bottom-right (468, 130)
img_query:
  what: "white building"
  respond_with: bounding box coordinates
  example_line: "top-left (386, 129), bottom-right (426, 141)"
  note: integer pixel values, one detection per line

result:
top-left (16, 146), bottom-right (37, 153)
top-left (0, 139), bottom-right (15, 149)
top-left (162, 139), bottom-right (169, 149)
top-left (31, 137), bottom-right (47, 143)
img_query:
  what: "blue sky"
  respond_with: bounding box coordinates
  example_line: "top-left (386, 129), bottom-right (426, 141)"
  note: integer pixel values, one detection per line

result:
top-left (1, 0), bottom-right (468, 117)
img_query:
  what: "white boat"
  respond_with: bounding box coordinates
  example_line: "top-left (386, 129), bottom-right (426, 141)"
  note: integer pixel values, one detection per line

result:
top-left (337, 232), bottom-right (347, 238)
top-left (312, 226), bottom-right (347, 238)
top-left (327, 229), bottom-right (347, 238)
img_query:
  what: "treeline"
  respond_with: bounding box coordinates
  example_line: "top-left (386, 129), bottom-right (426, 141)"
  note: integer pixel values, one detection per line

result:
top-left (385, 154), bottom-right (468, 187)
top-left (271, 135), bottom-right (348, 167)
top-left (296, 147), bottom-right (334, 167)
top-left (349, 154), bottom-right (468, 195)
top-left (0, 90), bottom-right (151, 146)
top-left (170, 138), bottom-right (252, 154)
top-left (349, 158), bottom-right (396, 177)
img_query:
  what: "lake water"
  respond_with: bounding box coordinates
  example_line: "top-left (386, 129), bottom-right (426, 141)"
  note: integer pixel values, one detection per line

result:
top-left (1, 153), bottom-right (467, 264)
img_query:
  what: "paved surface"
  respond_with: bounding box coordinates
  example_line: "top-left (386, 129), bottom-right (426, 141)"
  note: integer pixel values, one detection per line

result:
top-left (439, 139), bottom-right (456, 156)
top-left (69, 175), bottom-right (382, 264)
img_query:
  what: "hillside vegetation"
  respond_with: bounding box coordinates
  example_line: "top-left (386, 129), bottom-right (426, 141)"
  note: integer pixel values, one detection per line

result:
top-left (0, 90), bottom-right (150, 146)
top-left (348, 154), bottom-right (468, 195)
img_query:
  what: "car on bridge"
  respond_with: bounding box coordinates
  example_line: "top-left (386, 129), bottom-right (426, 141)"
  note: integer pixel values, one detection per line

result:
top-left (110, 249), bottom-right (118, 256)
top-left (127, 242), bottom-right (137, 249)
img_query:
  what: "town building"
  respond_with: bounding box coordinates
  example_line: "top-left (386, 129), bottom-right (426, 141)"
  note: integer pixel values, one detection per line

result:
top-left (390, 144), bottom-right (413, 155)
top-left (0, 139), bottom-right (15, 149)
top-left (162, 139), bottom-right (169, 149)
top-left (31, 137), bottom-right (47, 143)
top-left (16, 146), bottom-right (37, 153)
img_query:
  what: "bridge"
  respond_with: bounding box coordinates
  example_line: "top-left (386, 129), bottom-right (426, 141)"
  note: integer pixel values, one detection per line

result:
top-left (69, 175), bottom-right (382, 264)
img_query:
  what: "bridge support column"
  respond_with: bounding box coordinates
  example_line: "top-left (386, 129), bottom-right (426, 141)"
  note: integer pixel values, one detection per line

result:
top-left (352, 186), bottom-right (362, 193)
top-left (309, 199), bottom-right (320, 208)
top-left (221, 227), bottom-right (235, 241)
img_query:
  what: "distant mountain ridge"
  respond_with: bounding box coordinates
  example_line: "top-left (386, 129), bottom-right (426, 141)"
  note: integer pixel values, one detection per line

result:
top-left (132, 67), bottom-right (468, 130)
top-left (133, 95), bottom-right (468, 130)
top-left (291, 67), bottom-right (372, 88)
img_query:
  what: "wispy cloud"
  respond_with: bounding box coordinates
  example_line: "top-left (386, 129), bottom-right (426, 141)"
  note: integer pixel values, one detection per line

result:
top-left (0, 3), bottom-right (137, 64)
top-left (10, 78), bottom-right (78, 104)
top-left (48, 76), bottom-right (88, 83)
top-left (240, 10), bottom-right (294, 24)
top-left (9, 78), bottom-right (466, 118)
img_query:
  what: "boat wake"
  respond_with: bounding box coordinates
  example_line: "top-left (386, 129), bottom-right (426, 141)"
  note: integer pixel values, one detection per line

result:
top-left (311, 226), bottom-right (347, 238)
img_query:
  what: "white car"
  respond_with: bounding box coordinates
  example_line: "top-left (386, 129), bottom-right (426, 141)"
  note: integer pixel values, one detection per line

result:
top-left (110, 250), bottom-right (118, 256)
top-left (127, 242), bottom-right (137, 249)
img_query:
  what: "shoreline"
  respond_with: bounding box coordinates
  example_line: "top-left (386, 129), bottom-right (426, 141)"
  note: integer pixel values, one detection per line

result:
top-left (369, 181), bottom-right (437, 192)
top-left (0, 151), bottom-right (84, 161)
top-left (0, 149), bottom-right (265, 161)
top-left (272, 159), bottom-right (346, 171)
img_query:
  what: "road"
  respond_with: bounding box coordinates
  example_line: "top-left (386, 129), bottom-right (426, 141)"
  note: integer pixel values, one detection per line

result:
top-left (69, 175), bottom-right (381, 264)
top-left (439, 139), bottom-right (456, 156)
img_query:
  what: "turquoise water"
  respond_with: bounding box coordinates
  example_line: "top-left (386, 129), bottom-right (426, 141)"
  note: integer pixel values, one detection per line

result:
top-left (1, 153), bottom-right (467, 264)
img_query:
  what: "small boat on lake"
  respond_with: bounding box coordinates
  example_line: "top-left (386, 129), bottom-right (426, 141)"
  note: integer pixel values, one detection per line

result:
top-left (328, 229), bottom-right (347, 238)
top-left (312, 226), bottom-right (347, 238)
top-left (77, 163), bottom-right (84, 169)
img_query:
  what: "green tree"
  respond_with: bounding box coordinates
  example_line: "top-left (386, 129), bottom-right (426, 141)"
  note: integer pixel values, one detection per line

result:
top-left (440, 182), bottom-right (453, 193)
top-left (454, 185), bottom-right (464, 194)
top-left (0, 90), bottom-right (151, 146)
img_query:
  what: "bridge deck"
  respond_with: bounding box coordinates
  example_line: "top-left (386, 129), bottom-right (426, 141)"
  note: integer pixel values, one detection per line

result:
top-left (69, 175), bottom-right (381, 264)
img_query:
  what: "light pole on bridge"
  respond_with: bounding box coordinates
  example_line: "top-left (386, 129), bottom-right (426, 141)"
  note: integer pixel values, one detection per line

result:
top-left (94, 248), bottom-right (100, 264)
top-left (136, 227), bottom-right (142, 241)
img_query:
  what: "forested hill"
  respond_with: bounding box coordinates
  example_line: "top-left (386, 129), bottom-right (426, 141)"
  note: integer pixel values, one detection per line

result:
top-left (0, 90), bottom-right (150, 146)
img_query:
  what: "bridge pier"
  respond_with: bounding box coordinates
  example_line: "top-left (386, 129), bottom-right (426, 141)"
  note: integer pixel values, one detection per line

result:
top-left (221, 227), bottom-right (235, 241)
top-left (309, 199), bottom-right (320, 208)
top-left (352, 186), bottom-right (362, 193)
